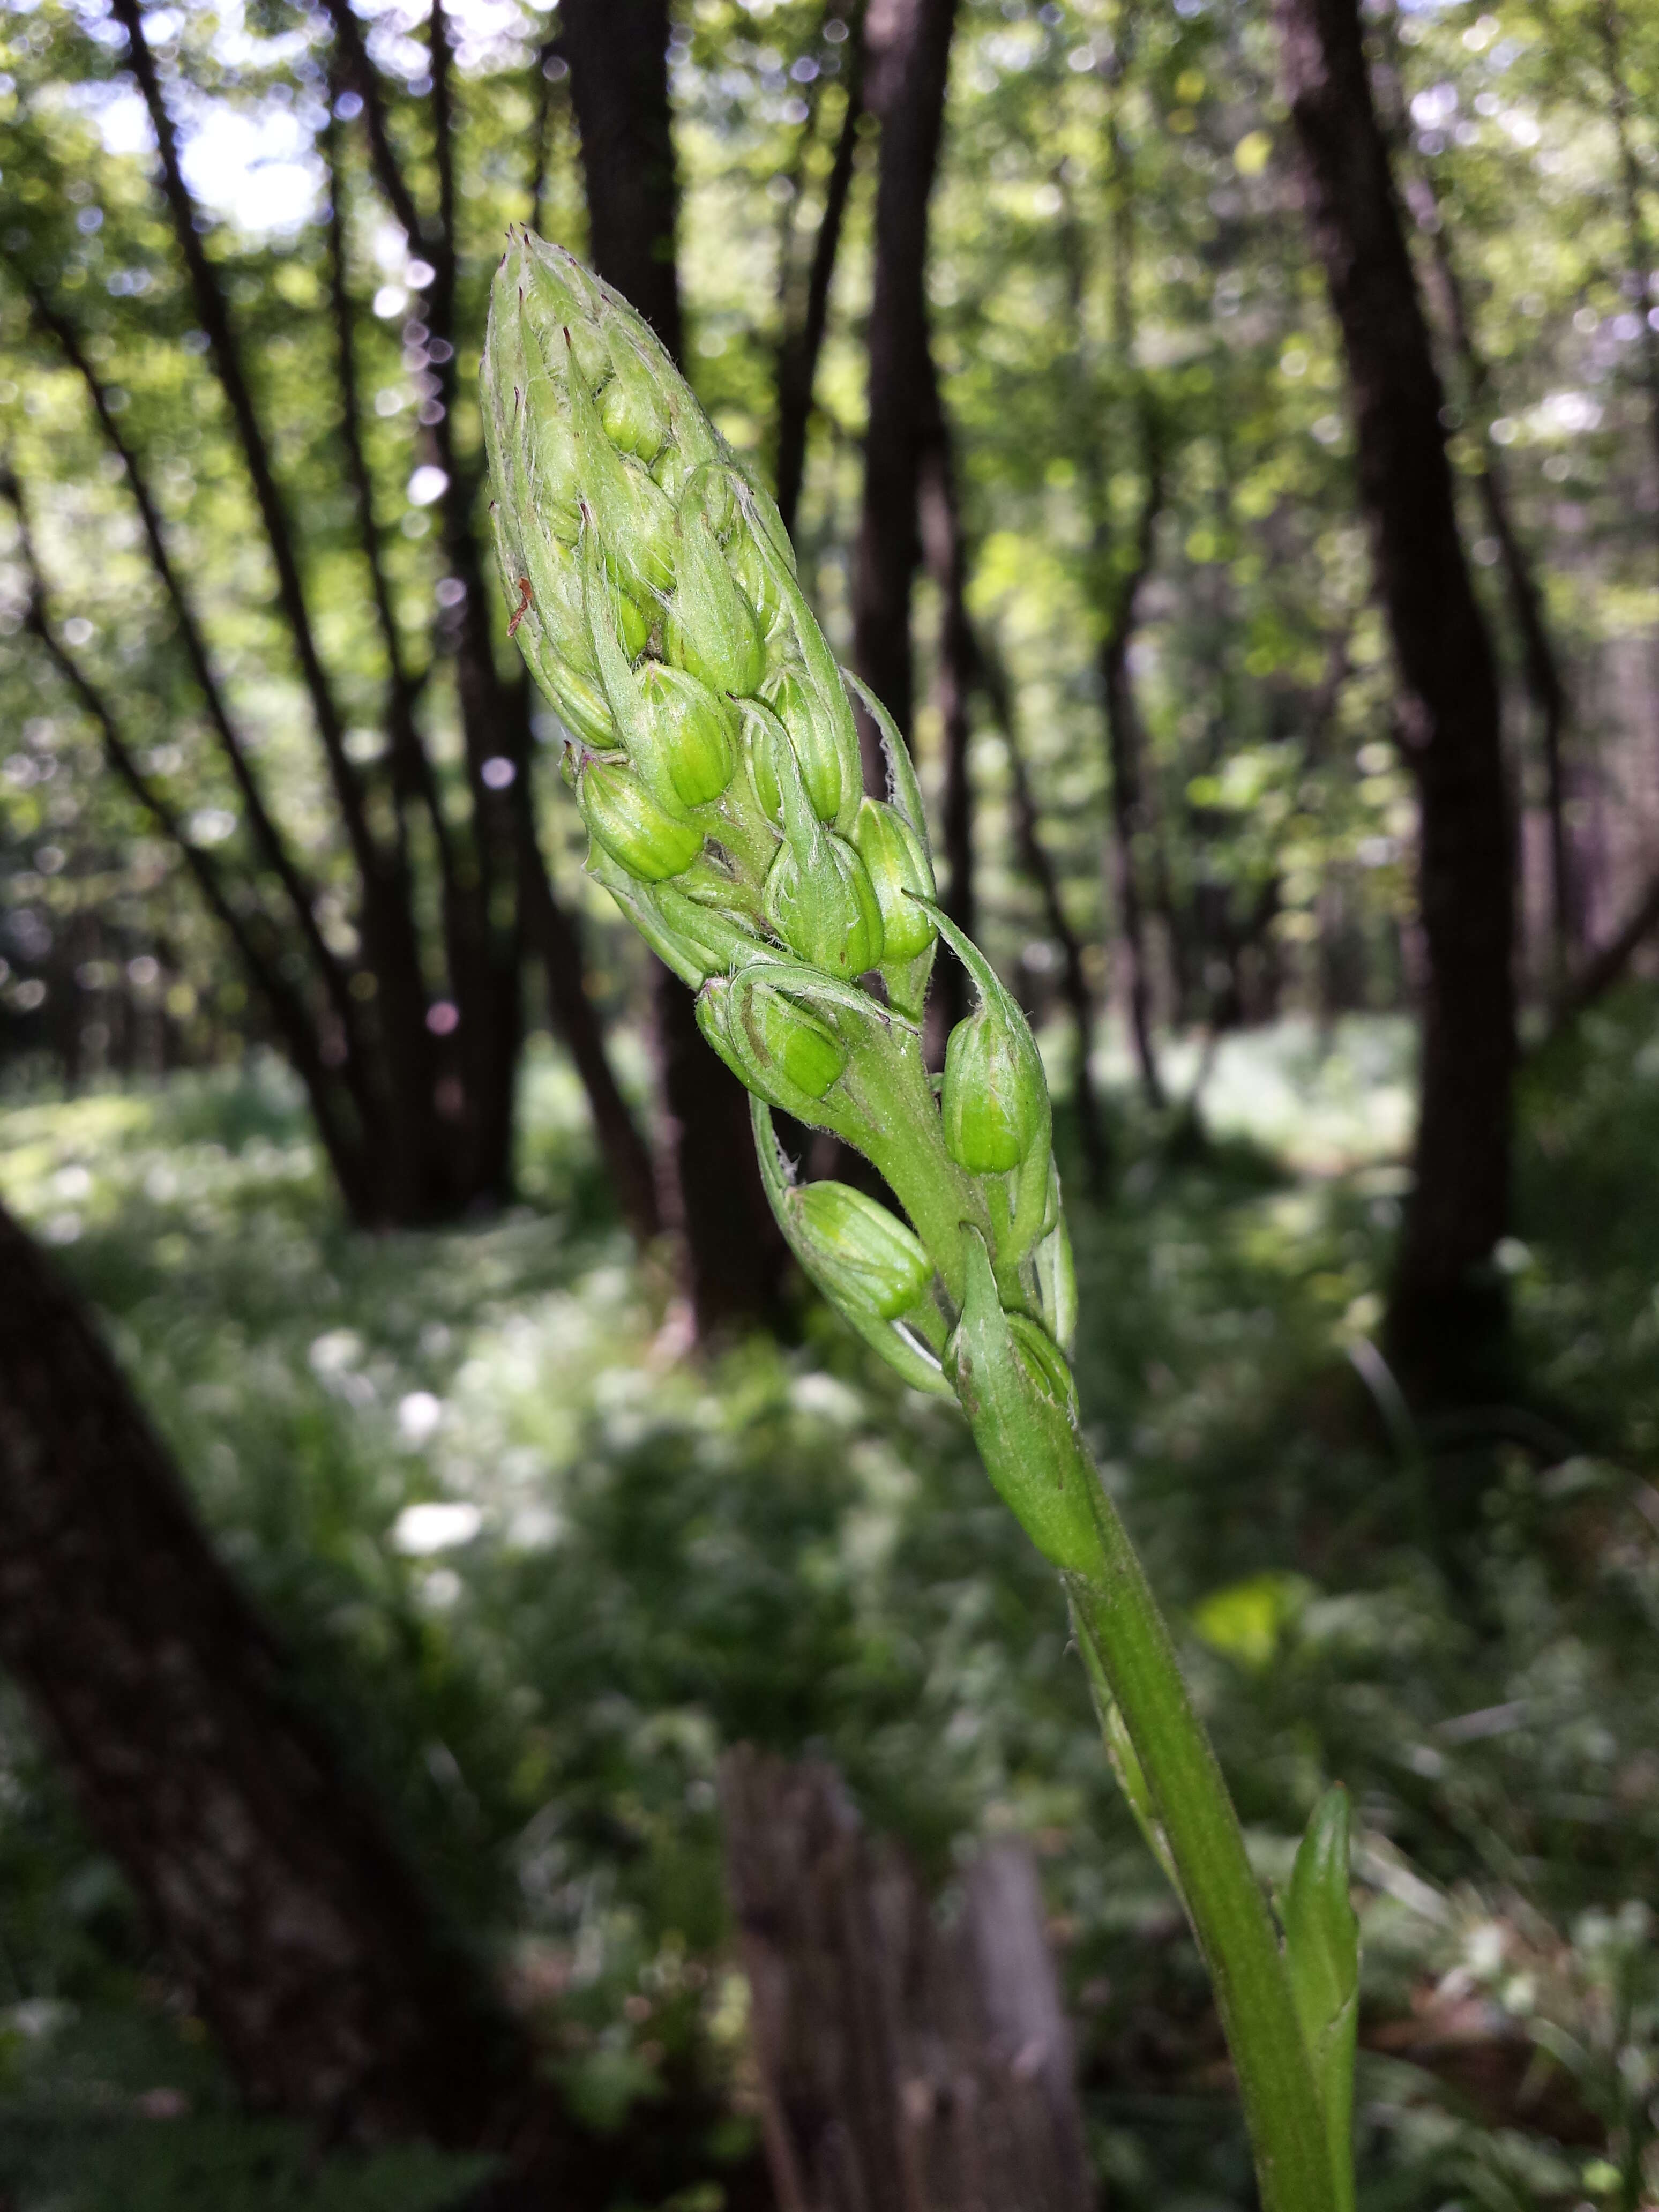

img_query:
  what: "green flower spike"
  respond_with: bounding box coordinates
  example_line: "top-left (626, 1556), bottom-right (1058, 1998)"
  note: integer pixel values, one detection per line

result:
top-left (485, 235), bottom-right (1351, 2212)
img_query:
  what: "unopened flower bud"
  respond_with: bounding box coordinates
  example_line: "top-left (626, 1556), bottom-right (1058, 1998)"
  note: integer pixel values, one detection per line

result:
top-left (578, 757), bottom-right (703, 883)
top-left (756, 700), bottom-right (884, 976)
top-left (738, 978), bottom-right (847, 1100)
top-left (764, 829), bottom-right (884, 980)
top-left (947, 1230), bottom-right (1095, 1572)
top-left (942, 996), bottom-right (1047, 1174)
top-left (788, 1182), bottom-right (932, 1321)
top-left (666, 495), bottom-right (766, 698)
top-left (599, 333), bottom-right (671, 461)
top-left (635, 661), bottom-right (738, 810)
top-left (855, 798), bottom-right (936, 963)
top-left (565, 332), bottom-right (678, 599)
top-left (514, 403), bottom-right (583, 546)
top-left (488, 504), bottom-right (617, 749)
top-left (762, 668), bottom-right (861, 827)
top-left (699, 972), bottom-right (847, 1107)
top-left (738, 698), bottom-right (786, 825)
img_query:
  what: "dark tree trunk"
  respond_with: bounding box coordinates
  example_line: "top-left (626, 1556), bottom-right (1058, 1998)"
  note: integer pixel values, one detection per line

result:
top-left (718, 1749), bottom-right (1095, 2212)
top-left (851, 0), bottom-right (959, 794)
top-left (1380, 55), bottom-right (1577, 983)
top-left (917, 377), bottom-right (978, 1049)
top-left (0, 1203), bottom-right (529, 2149)
top-left (1277, 0), bottom-right (1515, 1400)
top-left (1060, 72), bottom-right (1164, 1112)
top-left (774, 5), bottom-right (868, 541)
top-left (562, 0), bottom-right (788, 1337)
top-left (978, 639), bottom-right (1110, 1190)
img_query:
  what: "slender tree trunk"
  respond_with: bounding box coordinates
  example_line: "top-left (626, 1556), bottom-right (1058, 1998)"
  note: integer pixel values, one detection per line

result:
top-left (1277, 0), bottom-right (1515, 1400)
top-left (976, 636), bottom-right (1110, 1189)
top-left (851, 0), bottom-right (959, 793)
top-left (562, 0), bottom-right (787, 1336)
top-left (1380, 49), bottom-right (1577, 982)
top-left (773, 8), bottom-right (868, 541)
top-left (513, 789), bottom-right (663, 1248)
top-left (916, 372), bottom-right (977, 1047)
top-left (1062, 50), bottom-right (1166, 1111)
top-left (0, 1203), bottom-right (530, 2150)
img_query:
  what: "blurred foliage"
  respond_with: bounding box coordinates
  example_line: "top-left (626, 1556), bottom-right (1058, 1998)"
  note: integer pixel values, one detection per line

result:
top-left (0, 997), bottom-right (1656, 2205)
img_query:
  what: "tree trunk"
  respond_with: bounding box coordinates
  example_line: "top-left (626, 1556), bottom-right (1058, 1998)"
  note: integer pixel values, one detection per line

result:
top-left (1378, 40), bottom-right (1578, 984)
top-left (562, 0), bottom-right (788, 1337)
top-left (718, 1748), bottom-right (1096, 2212)
top-left (976, 636), bottom-right (1110, 1191)
top-left (774, 5), bottom-right (868, 541)
top-left (852, 0), bottom-right (960, 793)
top-left (1276, 0), bottom-right (1515, 1399)
top-left (0, 1202), bottom-right (530, 2150)
top-left (917, 376), bottom-right (978, 1049)
top-left (1059, 64), bottom-right (1165, 1112)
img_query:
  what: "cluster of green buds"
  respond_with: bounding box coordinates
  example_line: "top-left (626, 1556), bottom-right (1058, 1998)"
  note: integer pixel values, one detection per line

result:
top-left (483, 236), bottom-right (1359, 2212)
top-left (483, 230), bottom-right (1090, 1564)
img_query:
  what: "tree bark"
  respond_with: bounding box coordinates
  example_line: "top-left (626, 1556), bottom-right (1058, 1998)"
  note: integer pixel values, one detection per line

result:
top-left (0, 1202), bottom-right (530, 2150)
top-left (976, 636), bottom-right (1110, 1191)
top-left (851, 0), bottom-right (960, 793)
top-left (562, 0), bottom-right (788, 1336)
top-left (1059, 67), bottom-right (1165, 1112)
top-left (1277, 0), bottom-right (1515, 1397)
top-left (916, 376), bottom-right (977, 1049)
top-left (1377, 36), bottom-right (1578, 983)
top-left (719, 1748), bottom-right (1095, 2212)
top-left (774, 9), bottom-right (868, 541)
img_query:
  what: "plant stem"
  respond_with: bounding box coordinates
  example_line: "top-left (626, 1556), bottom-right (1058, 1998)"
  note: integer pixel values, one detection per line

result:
top-left (985, 1425), bottom-right (1340, 2212)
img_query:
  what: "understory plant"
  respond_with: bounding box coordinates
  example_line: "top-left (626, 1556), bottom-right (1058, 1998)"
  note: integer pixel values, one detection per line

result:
top-left (482, 230), bottom-right (1357, 2212)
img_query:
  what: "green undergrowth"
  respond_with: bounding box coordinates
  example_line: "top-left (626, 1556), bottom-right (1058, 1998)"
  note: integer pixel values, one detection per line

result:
top-left (1, 1006), bottom-right (1656, 2211)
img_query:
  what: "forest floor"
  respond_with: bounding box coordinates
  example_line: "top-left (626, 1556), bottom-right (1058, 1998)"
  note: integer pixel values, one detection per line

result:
top-left (0, 998), bottom-right (1656, 2212)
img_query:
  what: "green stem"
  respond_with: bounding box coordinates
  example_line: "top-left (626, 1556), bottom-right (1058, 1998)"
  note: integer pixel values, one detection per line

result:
top-left (983, 1425), bottom-right (1340, 2212)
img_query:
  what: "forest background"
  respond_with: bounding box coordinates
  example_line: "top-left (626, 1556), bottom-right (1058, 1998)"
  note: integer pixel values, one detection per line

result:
top-left (2, 0), bottom-right (1659, 2204)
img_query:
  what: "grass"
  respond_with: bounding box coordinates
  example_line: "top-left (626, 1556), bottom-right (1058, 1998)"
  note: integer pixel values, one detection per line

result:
top-left (1, 1002), bottom-right (1656, 2210)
